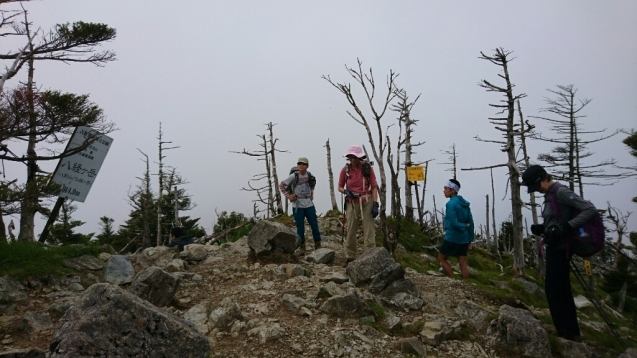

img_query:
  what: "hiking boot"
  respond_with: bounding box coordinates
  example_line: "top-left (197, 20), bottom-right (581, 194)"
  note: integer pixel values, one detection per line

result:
top-left (314, 241), bottom-right (321, 250)
top-left (298, 243), bottom-right (307, 256)
top-left (343, 258), bottom-right (355, 268)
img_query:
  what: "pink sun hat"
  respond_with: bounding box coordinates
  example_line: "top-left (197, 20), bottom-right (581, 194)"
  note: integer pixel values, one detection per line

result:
top-left (343, 145), bottom-right (365, 158)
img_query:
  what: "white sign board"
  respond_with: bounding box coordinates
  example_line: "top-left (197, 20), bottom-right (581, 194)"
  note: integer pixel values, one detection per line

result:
top-left (51, 126), bottom-right (114, 203)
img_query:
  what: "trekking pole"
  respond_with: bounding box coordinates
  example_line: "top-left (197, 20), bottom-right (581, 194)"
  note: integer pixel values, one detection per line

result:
top-left (569, 260), bottom-right (627, 350)
top-left (341, 194), bottom-right (346, 245)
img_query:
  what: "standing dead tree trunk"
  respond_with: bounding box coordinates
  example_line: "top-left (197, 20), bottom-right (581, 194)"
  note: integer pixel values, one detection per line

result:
top-left (517, 99), bottom-right (544, 277)
top-left (325, 139), bottom-right (339, 211)
top-left (231, 130), bottom-right (285, 218)
top-left (156, 123), bottom-right (178, 246)
top-left (485, 194), bottom-right (491, 252)
top-left (462, 48), bottom-right (529, 274)
top-left (266, 122), bottom-right (284, 215)
top-left (135, 149), bottom-right (153, 249)
top-left (386, 135), bottom-right (402, 245)
top-left (416, 159), bottom-right (434, 228)
top-left (440, 144), bottom-right (458, 180)
top-left (392, 89), bottom-right (423, 222)
top-left (322, 59), bottom-right (398, 253)
top-left (490, 168), bottom-right (499, 258)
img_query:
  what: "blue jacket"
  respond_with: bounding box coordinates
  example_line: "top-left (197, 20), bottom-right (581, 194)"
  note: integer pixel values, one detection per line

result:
top-left (444, 195), bottom-right (475, 244)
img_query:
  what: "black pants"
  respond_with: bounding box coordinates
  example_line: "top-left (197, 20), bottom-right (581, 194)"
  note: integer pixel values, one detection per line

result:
top-left (545, 246), bottom-right (581, 339)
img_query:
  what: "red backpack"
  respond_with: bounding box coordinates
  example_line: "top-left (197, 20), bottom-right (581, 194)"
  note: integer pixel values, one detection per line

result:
top-left (548, 183), bottom-right (605, 258)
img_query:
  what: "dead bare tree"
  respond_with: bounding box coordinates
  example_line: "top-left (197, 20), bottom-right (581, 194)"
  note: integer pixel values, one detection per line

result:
top-left (322, 59), bottom-right (398, 253)
top-left (155, 123), bottom-right (179, 246)
top-left (439, 144), bottom-right (458, 180)
top-left (463, 48), bottom-right (529, 274)
top-left (490, 168), bottom-right (499, 258)
top-left (415, 159), bottom-right (434, 228)
top-left (266, 122), bottom-right (284, 215)
top-left (605, 203), bottom-right (632, 265)
top-left (325, 139), bottom-right (339, 211)
top-left (132, 149), bottom-right (153, 249)
top-left (231, 129), bottom-right (285, 218)
top-left (391, 89), bottom-right (423, 222)
top-left (386, 133), bottom-right (402, 244)
top-left (530, 85), bottom-right (627, 198)
top-left (485, 194), bottom-right (490, 252)
top-left (517, 99), bottom-right (544, 277)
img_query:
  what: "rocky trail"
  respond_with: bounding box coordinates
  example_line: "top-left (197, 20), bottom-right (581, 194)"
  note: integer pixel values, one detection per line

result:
top-left (0, 218), bottom-right (635, 357)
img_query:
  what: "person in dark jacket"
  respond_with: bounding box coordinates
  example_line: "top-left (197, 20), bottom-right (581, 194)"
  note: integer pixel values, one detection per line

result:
top-left (438, 179), bottom-right (474, 279)
top-left (167, 226), bottom-right (194, 252)
top-left (523, 165), bottom-right (597, 342)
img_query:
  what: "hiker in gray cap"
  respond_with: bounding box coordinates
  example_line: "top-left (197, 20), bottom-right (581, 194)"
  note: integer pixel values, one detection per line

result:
top-left (279, 157), bottom-right (321, 255)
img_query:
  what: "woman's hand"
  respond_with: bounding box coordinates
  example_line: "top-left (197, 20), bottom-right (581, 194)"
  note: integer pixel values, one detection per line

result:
top-left (289, 194), bottom-right (297, 202)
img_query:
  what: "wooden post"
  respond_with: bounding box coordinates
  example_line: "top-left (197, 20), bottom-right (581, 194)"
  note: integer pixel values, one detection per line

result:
top-left (38, 197), bottom-right (65, 243)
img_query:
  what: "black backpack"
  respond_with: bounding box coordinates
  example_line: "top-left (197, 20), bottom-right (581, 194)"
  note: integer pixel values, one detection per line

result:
top-left (345, 159), bottom-right (373, 180)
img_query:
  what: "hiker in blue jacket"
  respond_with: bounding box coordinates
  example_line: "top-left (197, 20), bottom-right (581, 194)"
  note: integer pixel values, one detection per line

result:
top-left (523, 165), bottom-right (596, 342)
top-left (438, 179), bottom-right (474, 279)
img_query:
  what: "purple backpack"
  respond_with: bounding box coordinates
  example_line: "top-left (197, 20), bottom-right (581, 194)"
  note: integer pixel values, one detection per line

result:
top-left (548, 183), bottom-right (605, 258)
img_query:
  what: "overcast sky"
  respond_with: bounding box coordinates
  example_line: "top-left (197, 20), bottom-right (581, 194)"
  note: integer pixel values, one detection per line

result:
top-left (3, 1), bottom-right (637, 237)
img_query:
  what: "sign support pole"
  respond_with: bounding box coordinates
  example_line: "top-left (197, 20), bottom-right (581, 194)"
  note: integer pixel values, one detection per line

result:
top-left (38, 197), bottom-right (65, 243)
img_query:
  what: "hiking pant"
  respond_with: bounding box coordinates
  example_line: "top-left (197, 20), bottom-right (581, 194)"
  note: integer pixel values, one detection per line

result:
top-left (545, 245), bottom-right (581, 340)
top-left (345, 200), bottom-right (375, 259)
top-left (292, 206), bottom-right (321, 244)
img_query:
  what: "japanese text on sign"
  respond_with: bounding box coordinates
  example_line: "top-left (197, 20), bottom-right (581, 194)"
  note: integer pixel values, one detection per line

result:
top-left (51, 126), bottom-right (113, 203)
top-left (406, 166), bottom-right (425, 182)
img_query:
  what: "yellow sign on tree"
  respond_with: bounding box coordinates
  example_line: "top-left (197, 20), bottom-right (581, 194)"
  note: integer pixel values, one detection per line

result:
top-left (406, 166), bottom-right (425, 182)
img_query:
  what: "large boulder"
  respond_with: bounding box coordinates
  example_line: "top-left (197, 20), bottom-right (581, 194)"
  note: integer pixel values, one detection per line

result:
top-left (380, 279), bottom-right (420, 298)
top-left (101, 255), bottom-right (135, 285)
top-left (183, 300), bottom-right (213, 334)
top-left (319, 291), bottom-right (373, 318)
top-left (0, 348), bottom-right (45, 358)
top-left (208, 297), bottom-right (244, 330)
top-left (456, 300), bottom-right (496, 329)
top-left (49, 283), bottom-right (210, 357)
top-left (389, 292), bottom-right (424, 310)
top-left (305, 248), bottom-right (335, 264)
top-left (129, 266), bottom-right (180, 307)
top-left (247, 220), bottom-right (298, 255)
top-left (131, 246), bottom-right (180, 271)
top-left (180, 244), bottom-right (208, 262)
top-left (556, 338), bottom-right (599, 358)
top-left (486, 305), bottom-right (551, 358)
top-left (62, 255), bottom-right (104, 271)
top-left (513, 277), bottom-right (546, 300)
top-left (19, 312), bottom-right (53, 333)
top-left (345, 247), bottom-right (396, 286)
top-left (369, 263), bottom-right (405, 293)
top-left (394, 337), bottom-right (427, 357)
top-left (0, 275), bottom-right (27, 304)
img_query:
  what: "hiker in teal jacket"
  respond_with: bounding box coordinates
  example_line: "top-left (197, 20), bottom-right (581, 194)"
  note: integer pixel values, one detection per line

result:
top-left (438, 179), bottom-right (474, 279)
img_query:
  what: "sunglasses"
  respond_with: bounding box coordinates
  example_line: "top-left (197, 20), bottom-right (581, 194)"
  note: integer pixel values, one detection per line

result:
top-left (297, 162), bottom-right (308, 166)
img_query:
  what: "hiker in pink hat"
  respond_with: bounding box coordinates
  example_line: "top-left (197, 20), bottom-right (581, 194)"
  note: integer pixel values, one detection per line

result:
top-left (337, 145), bottom-right (379, 267)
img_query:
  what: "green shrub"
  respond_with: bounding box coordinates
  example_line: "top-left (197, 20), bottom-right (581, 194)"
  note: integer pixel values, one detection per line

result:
top-left (0, 241), bottom-right (102, 279)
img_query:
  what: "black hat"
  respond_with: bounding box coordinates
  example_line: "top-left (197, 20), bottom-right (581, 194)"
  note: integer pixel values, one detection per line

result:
top-left (521, 165), bottom-right (547, 193)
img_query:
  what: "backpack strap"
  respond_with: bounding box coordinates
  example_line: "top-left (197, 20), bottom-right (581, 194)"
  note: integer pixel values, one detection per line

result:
top-left (547, 182), bottom-right (573, 258)
top-left (548, 182), bottom-right (564, 224)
